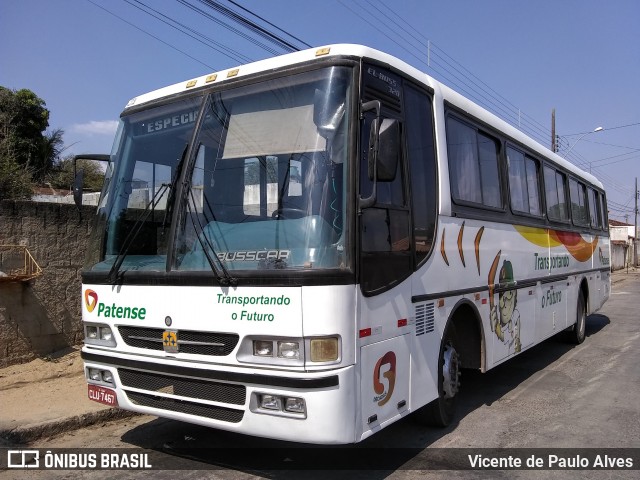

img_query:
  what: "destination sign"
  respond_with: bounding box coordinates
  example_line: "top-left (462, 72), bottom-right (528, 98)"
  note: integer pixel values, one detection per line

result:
top-left (137, 109), bottom-right (199, 135)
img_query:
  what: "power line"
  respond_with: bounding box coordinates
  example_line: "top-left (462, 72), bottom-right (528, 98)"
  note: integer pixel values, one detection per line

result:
top-left (582, 139), bottom-right (640, 151)
top-left (84, 0), bottom-right (215, 69)
top-left (370, 0), bottom-right (553, 142)
top-left (593, 154), bottom-right (640, 168)
top-left (193, 0), bottom-right (300, 53)
top-left (563, 121), bottom-right (640, 136)
top-left (337, 0), bottom-right (552, 147)
top-left (125, 0), bottom-right (252, 64)
top-left (225, 0), bottom-right (312, 49)
top-left (176, 0), bottom-right (282, 56)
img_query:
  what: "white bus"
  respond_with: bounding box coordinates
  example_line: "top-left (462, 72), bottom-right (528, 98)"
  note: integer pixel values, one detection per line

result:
top-left (81, 44), bottom-right (610, 444)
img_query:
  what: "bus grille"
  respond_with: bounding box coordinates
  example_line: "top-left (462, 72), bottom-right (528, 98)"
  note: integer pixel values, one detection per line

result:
top-left (118, 368), bottom-right (246, 405)
top-left (118, 326), bottom-right (239, 356)
top-left (126, 391), bottom-right (244, 423)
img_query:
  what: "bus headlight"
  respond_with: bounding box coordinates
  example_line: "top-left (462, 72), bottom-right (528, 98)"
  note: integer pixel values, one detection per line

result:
top-left (284, 397), bottom-right (306, 414)
top-left (86, 367), bottom-right (115, 386)
top-left (100, 327), bottom-right (113, 342)
top-left (277, 341), bottom-right (300, 359)
top-left (260, 394), bottom-right (281, 410)
top-left (253, 340), bottom-right (273, 357)
top-left (310, 337), bottom-right (339, 362)
top-left (243, 338), bottom-right (304, 365)
top-left (101, 370), bottom-right (114, 384)
top-left (239, 336), bottom-right (340, 365)
top-left (86, 326), bottom-right (99, 340)
top-left (84, 323), bottom-right (116, 347)
top-left (253, 393), bottom-right (307, 417)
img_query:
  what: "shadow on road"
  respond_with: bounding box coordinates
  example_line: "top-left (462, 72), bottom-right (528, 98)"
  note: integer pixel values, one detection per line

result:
top-left (120, 314), bottom-right (610, 477)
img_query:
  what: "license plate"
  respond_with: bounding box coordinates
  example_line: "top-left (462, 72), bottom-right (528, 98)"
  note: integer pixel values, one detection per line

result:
top-left (88, 384), bottom-right (118, 407)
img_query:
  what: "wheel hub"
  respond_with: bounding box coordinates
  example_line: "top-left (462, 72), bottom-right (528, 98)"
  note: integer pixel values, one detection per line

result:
top-left (442, 344), bottom-right (460, 399)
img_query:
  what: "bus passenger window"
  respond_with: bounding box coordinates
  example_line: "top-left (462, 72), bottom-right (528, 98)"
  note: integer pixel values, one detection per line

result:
top-left (446, 117), bottom-right (501, 208)
top-left (588, 188), bottom-right (601, 228)
top-left (544, 166), bottom-right (570, 222)
top-left (507, 147), bottom-right (541, 216)
top-left (569, 178), bottom-right (589, 226)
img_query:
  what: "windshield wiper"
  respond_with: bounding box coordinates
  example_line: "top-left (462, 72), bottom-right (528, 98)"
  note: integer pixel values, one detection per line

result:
top-left (106, 144), bottom-right (190, 284)
top-left (106, 182), bottom-right (170, 284)
top-left (163, 143), bottom-right (189, 230)
top-left (186, 186), bottom-right (237, 286)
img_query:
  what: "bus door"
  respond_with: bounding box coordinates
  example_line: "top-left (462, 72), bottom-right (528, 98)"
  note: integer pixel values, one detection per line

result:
top-left (357, 64), bottom-right (415, 436)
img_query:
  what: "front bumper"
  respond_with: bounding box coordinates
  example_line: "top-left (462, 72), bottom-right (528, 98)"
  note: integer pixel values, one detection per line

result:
top-left (81, 347), bottom-right (357, 444)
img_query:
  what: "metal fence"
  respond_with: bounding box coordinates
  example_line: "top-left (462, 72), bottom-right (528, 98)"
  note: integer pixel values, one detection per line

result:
top-left (0, 245), bottom-right (43, 282)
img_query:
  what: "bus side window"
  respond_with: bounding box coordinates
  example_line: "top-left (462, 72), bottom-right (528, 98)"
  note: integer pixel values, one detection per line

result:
top-left (446, 116), bottom-right (501, 209)
top-left (544, 165), bottom-right (570, 222)
top-left (404, 84), bottom-right (437, 266)
top-left (588, 187), bottom-right (601, 229)
top-left (569, 178), bottom-right (589, 227)
top-left (507, 146), bottom-right (542, 216)
top-left (599, 193), bottom-right (608, 230)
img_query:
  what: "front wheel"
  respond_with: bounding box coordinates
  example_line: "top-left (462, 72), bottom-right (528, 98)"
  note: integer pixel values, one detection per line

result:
top-left (415, 326), bottom-right (461, 427)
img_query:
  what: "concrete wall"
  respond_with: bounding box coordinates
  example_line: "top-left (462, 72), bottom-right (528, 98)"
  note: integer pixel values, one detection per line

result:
top-left (0, 200), bottom-right (97, 367)
top-left (611, 243), bottom-right (628, 271)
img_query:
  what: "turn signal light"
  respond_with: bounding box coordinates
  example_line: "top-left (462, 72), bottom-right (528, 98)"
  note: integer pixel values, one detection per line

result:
top-left (310, 337), bottom-right (339, 362)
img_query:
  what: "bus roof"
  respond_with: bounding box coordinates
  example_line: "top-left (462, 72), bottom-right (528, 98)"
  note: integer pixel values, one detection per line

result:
top-left (125, 44), bottom-right (603, 190)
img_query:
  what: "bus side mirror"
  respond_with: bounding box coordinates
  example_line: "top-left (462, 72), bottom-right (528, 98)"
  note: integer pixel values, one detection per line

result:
top-left (376, 119), bottom-right (399, 181)
top-left (73, 168), bottom-right (84, 209)
top-left (72, 153), bottom-right (110, 213)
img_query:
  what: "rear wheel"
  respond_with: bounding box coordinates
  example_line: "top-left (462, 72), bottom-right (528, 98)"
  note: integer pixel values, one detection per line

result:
top-left (566, 291), bottom-right (586, 344)
top-left (416, 325), bottom-right (461, 426)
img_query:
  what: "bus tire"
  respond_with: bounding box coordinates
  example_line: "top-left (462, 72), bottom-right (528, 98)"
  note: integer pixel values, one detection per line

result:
top-left (566, 292), bottom-right (586, 344)
top-left (416, 325), bottom-right (460, 427)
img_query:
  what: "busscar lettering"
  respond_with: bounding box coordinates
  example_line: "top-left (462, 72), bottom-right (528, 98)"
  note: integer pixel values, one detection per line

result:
top-left (217, 250), bottom-right (290, 262)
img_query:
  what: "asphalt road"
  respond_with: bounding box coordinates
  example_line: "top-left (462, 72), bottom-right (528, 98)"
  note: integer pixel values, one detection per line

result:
top-left (9, 273), bottom-right (640, 479)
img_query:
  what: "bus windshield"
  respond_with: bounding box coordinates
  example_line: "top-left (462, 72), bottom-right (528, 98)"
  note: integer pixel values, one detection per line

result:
top-left (85, 66), bottom-right (352, 276)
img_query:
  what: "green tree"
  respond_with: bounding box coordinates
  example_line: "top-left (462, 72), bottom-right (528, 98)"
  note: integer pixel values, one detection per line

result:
top-left (0, 136), bottom-right (33, 200)
top-left (0, 87), bottom-right (49, 166)
top-left (0, 86), bottom-right (68, 198)
top-left (34, 128), bottom-right (65, 182)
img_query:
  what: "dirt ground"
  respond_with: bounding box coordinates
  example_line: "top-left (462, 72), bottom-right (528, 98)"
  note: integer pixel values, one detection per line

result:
top-left (0, 346), bottom-right (95, 431)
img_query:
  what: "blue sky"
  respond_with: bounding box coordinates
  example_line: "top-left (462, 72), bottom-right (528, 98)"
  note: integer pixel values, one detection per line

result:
top-left (1, 0), bottom-right (638, 221)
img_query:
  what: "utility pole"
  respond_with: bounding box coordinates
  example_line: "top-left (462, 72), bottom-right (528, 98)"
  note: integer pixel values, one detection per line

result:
top-left (635, 177), bottom-right (638, 266)
top-left (551, 109), bottom-right (556, 152)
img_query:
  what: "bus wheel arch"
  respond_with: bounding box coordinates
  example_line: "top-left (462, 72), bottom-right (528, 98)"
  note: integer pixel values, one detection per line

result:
top-left (447, 300), bottom-right (485, 371)
top-left (415, 300), bottom-right (484, 427)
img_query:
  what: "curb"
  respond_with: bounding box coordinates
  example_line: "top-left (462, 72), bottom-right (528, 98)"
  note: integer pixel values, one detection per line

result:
top-left (0, 408), bottom-right (140, 445)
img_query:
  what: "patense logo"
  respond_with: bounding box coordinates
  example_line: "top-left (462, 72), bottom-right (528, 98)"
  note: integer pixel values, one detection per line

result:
top-left (84, 289), bottom-right (98, 313)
